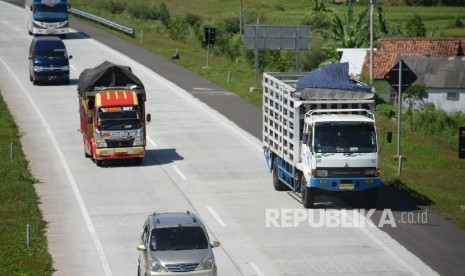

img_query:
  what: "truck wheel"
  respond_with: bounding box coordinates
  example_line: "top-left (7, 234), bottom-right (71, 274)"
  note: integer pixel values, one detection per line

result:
top-left (301, 174), bottom-right (314, 208)
top-left (95, 159), bottom-right (103, 167)
top-left (364, 188), bottom-right (378, 209)
top-left (272, 159), bottom-right (287, 191)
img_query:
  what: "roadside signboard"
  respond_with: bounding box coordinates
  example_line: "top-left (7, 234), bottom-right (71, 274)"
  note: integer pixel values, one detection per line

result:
top-left (459, 127), bottom-right (465, 159)
top-left (384, 60), bottom-right (417, 93)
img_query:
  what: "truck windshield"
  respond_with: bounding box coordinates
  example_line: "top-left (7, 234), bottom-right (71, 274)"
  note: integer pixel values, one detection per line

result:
top-left (314, 123), bottom-right (377, 153)
top-left (97, 106), bottom-right (141, 131)
top-left (150, 226), bottom-right (208, 251)
top-left (34, 3), bottom-right (68, 13)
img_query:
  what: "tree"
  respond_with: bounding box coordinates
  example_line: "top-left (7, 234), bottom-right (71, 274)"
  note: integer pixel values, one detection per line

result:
top-left (312, 0), bottom-right (332, 13)
top-left (405, 14), bottom-right (426, 37)
top-left (403, 84), bottom-right (427, 130)
top-left (330, 0), bottom-right (369, 48)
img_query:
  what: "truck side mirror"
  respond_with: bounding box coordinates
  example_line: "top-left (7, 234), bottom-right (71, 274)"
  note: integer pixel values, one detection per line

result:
top-left (87, 116), bottom-right (92, 124)
top-left (146, 114), bottom-right (151, 123)
top-left (386, 131), bottom-right (392, 143)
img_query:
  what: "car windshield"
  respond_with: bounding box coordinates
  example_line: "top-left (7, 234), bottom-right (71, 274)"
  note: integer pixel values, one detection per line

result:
top-left (97, 106), bottom-right (141, 131)
top-left (35, 48), bottom-right (66, 59)
top-left (150, 226), bottom-right (208, 251)
top-left (314, 122), bottom-right (377, 154)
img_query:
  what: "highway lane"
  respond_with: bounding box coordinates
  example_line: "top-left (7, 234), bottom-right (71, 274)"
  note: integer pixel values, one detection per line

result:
top-left (0, 2), bottom-right (443, 275)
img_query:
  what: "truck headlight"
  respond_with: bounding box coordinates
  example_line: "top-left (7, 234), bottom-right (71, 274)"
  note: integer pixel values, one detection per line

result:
top-left (196, 257), bottom-right (215, 271)
top-left (150, 261), bottom-right (168, 273)
top-left (96, 138), bottom-right (107, 148)
top-left (365, 168), bottom-right (377, 176)
top-left (315, 169), bottom-right (328, 177)
top-left (133, 136), bottom-right (143, 146)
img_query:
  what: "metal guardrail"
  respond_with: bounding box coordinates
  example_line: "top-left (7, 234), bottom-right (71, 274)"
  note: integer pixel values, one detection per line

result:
top-left (69, 8), bottom-right (135, 37)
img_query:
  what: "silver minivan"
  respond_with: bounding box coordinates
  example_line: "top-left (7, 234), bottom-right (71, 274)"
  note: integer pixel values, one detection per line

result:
top-left (137, 211), bottom-right (220, 276)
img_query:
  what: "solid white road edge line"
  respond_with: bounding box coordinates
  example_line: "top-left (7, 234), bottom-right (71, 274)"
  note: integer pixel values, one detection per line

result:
top-left (0, 57), bottom-right (113, 276)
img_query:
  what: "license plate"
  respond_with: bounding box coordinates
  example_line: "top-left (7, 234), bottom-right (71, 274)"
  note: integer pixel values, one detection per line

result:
top-left (339, 183), bottom-right (354, 190)
top-left (115, 148), bottom-right (127, 154)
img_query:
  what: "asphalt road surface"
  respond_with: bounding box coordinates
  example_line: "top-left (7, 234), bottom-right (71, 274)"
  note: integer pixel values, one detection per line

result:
top-left (1, 1), bottom-right (464, 275)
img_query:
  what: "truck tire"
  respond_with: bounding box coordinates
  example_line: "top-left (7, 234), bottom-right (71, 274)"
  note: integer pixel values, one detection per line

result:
top-left (301, 174), bottom-right (314, 208)
top-left (364, 188), bottom-right (378, 209)
top-left (95, 159), bottom-right (103, 167)
top-left (84, 147), bottom-right (91, 158)
top-left (272, 159), bottom-right (288, 191)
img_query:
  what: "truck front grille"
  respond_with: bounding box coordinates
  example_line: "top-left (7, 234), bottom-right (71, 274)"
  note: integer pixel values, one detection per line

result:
top-left (105, 139), bottom-right (134, 148)
top-left (323, 167), bottom-right (375, 177)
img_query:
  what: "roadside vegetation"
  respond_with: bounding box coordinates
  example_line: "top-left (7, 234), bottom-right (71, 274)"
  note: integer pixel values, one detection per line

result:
top-left (0, 92), bottom-right (54, 275)
top-left (376, 109), bottom-right (465, 228)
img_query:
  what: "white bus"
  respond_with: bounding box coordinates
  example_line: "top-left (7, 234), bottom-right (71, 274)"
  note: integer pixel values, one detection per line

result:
top-left (26, 0), bottom-right (69, 37)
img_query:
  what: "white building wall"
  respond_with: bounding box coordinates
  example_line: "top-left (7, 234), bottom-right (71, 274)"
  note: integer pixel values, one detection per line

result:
top-left (425, 88), bottom-right (465, 113)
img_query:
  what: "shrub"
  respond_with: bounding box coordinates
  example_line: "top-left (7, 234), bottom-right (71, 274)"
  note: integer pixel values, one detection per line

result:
top-left (413, 103), bottom-right (465, 148)
top-left (168, 17), bottom-right (189, 42)
top-left (447, 18), bottom-right (464, 28)
top-left (184, 13), bottom-right (202, 27)
top-left (159, 3), bottom-right (171, 26)
top-left (127, 0), bottom-right (158, 20)
top-left (377, 103), bottom-right (396, 119)
top-left (103, 0), bottom-right (127, 15)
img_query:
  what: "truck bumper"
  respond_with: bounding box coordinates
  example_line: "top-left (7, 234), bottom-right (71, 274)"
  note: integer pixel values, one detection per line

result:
top-left (95, 146), bottom-right (145, 160)
top-left (309, 177), bottom-right (381, 192)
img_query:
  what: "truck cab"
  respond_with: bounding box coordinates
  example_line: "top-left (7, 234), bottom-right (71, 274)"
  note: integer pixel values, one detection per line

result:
top-left (299, 110), bottom-right (381, 207)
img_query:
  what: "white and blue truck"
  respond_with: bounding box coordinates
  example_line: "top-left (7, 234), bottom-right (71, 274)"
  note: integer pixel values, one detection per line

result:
top-left (263, 63), bottom-right (390, 208)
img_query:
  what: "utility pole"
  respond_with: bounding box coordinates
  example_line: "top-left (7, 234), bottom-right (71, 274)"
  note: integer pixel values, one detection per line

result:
top-left (239, 0), bottom-right (243, 38)
top-left (369, 0), bottom-right (374, 83)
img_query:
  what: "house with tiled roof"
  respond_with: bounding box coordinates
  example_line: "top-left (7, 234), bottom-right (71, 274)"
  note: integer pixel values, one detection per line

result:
top-left (403, 57), bottom-right (465, 113)
top-left (365, 37), bottom-right (464, 80)
top-left (360, 37), bottom-right (465, 112)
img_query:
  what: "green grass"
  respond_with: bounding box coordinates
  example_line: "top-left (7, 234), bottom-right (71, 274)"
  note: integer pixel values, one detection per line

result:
top-left (0, 92), bottom-right (54, 275)
top-left (377, 115), bottom-right (465, 228)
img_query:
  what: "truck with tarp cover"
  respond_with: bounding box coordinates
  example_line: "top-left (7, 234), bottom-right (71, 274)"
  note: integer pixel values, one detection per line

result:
top-left (263, 63), bottom-right (390, 208)
top-left (78, 61), bottom-right (151, 166)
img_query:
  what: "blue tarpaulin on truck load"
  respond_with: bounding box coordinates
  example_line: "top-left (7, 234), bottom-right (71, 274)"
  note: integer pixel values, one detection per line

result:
top-left (296, 62), bottom-right (372, 92)
top-left (293, 62), bottom-right (374, 100)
